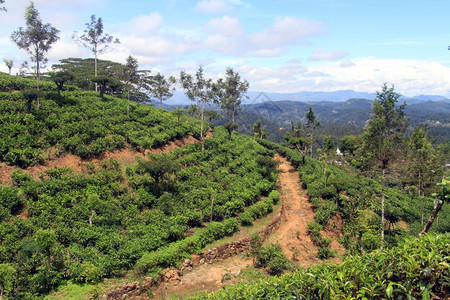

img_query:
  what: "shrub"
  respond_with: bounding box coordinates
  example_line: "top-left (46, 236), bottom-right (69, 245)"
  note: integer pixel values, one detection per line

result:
top-left (254, 243), bottom-right (290, 275)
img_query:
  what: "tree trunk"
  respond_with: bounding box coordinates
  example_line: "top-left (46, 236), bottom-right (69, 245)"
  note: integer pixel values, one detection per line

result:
top-left (381, 168), bottom-right (386, 249)
top-left (36, 44), bottom-right (40, 109)
top-left (200, 98), bottom-right (205, 154)
top-left (127, 86), bottom-right (130, 116)
top-left (94, 51), bottom-right (98, 92)
top-left (418, 201), bottom-right (443, 237)
top-left (419, 172), bottom-right (424, 225)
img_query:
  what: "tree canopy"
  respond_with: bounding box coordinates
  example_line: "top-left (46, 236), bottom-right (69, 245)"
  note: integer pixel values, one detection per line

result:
top-left (10, 1), bottom-right (60, 106)
top-left (72, 15), bottom-right (120, 91)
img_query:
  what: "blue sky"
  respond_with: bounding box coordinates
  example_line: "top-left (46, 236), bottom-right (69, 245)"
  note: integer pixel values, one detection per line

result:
top-left (1, 0), bottom-right (450, 97)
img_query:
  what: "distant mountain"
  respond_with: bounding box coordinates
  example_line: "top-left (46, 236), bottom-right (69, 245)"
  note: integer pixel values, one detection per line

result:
top-left (242, 98), bottom-right (450, 142)
top-left (166, 90), bottom-right (449, 105)
top-left (244, 90), bottom-right (377, 103)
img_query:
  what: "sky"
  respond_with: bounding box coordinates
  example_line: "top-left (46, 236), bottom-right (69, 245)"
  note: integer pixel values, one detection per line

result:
top-left (1, 0), bottom-right (450, 98)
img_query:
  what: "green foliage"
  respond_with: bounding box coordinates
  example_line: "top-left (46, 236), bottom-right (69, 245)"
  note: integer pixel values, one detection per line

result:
top-left (0, 263), bottom-right (16, 299)
top-left (239, 190), bottom-right (278, 226)
top-left (191, 234), bottom-right (450, 299)
top-left (0, 73), bottom-right (200, 167)
top-left (257, 138), bottom-right (450, 255)
top-left (0, 123), bottom-right (277, 297)
top-left (10, 2), bottom-right (60, 92)
top-left (253, 243), bottom-right (290, 275)
top-left (135, 218), bottom-right (240, 274)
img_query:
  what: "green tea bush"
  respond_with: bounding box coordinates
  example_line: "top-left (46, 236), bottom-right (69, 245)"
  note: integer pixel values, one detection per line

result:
top-left (253, 243), bottom-right (290, 275)
top-left (257, 138), bottom-right (449, 253)
top-left (192, 233), bottom-right (450, 299)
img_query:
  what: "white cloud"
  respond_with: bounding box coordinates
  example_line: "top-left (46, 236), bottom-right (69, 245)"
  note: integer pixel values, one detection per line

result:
top-left (194, 0), bottom-right (233, 14)
top-left (304, 71), bottom-right (330, 77)
top-left (251, 17), bottom-right (325, 49)
top-left (340, 59), bottom-right (355, 68)
top-left (308, 48), bottom-right (347, 61)
top-left (201, 16), bottom-right (325, 57)
top-left (307, 57), bottom-right (450, 96)
top-left (129, 13), bottom-right (163, 35)
top-left (204, 16), bottom-right (243, 36)
top-left (204, 34), bottom-right (240, 54)
top-left (47, 39), bottom-right (87, 61)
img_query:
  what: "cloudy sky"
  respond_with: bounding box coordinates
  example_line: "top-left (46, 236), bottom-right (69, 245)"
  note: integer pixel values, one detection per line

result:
top-left (1, 0), bottom-right (450, 97)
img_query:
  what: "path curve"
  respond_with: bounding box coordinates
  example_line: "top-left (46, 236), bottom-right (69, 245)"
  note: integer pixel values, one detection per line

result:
top-left (147, 154), bottom-right (319, 299)
top-left (266, 154), bottom-right (319, 267)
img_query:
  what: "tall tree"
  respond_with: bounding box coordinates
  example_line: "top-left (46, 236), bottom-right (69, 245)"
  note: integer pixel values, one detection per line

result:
top-left (180, 66), bottom-right (217, 153)
top-left (72, 15), bottom-right (120, 92)
top-left (0, 0), bottom-right (6, 12)
top-left (11, 1), bottom-right (60, 108)
top-left (117, 55), bottom-right (139, 116)
top-left (253, 120), bottom-right (268, 140)
top-left (150, 73), bottom-right (176, 108)
top-left (284, 120), bottom-right (312, 165)
top-left (362, 83), bottom-right (407, 248)
top-left (305, 106), bottom-right (320, 156)
top-left (3, 59), bottom-right (12, 75)
top-left (406, 125), bottom-right (442, 224)
top-left (218, 67), bottom-right (249, 123)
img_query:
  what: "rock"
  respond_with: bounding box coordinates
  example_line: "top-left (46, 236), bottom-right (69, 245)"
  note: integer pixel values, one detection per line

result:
top-left (183, 258), bottom-right (192, 266)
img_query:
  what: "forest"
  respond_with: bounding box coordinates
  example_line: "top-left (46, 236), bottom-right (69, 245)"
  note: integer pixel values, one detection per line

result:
top-left (0, 2), bottom-right (449, 299)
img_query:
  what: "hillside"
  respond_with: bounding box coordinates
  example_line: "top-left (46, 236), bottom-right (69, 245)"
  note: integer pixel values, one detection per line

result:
top-left (242, 98), bottom-right (450, 142)
top-left (0, 73), bottom-right (448, 299)
top-left (0, 74), bottom-right (283, 298)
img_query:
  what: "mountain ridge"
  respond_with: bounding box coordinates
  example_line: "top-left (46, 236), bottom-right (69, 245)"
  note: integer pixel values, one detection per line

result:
top-left (166, 90), bottom-right (450, 106)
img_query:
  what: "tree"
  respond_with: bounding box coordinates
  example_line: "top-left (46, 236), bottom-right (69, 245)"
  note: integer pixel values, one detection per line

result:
top-left (362, 83), bottom-right (407, 248)
top-left (0, 0), bottom-right (6, 12)
top-left (92, 75), bottom-right (116, 98)
top-left (253, 120), bottom-right (268, 140)
top-left (205, 110), bottom-right (222, 126)
top-left (49, 70), bottom-right (74, 96)
top-left (72, 15), bottom-right (120, 92)
top-left (339, 135), bottom-right (361, 156)
top-left (407, 125), bottom-right (442, 225)
top-left (217, 68), bottom-right (249, 123)
top-left (118, 55), bottom-right (139, 116)
top-left (224, 122), bottom-right (238, 140)
top-left (173, 108), bottom-right (185, 123)
top-left (150, 73), bottom-right (176, 108)
top-left (11, 1), bottom-right (60, 108)
top-left (180, 66), bottom-right (217, 153)
top-left (418, 177), bottom-right (449, 237)
top-left (3, 59), bottom-right (12, 75)
top-left (187, 104), bottom-right (200, 117)
top-left (284, 120), bottom-right (311, 165)
top-left (322, 135), bottom-right (335, 155)
top-left (305, 106), bottom-right (320, 156)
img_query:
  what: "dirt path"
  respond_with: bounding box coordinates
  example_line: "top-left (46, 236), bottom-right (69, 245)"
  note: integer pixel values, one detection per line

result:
top-left (152, 255), bottom-right (253, 299)
top-left (265, 154), bottom-right (319, 267)
top-left (148, 154), bottom-right (319, 299)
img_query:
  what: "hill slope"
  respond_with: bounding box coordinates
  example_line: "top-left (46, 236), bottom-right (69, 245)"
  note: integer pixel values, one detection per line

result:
top-left (243, 98), bottom-right (450, 141)
top-left (0, 74), bottom-right (282, 298)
